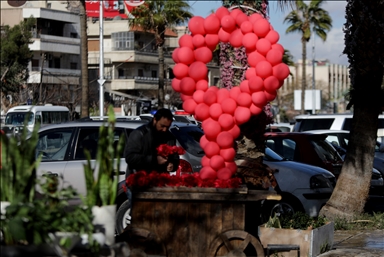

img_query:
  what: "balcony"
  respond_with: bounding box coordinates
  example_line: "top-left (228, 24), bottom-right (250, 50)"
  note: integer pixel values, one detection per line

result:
top-left (27, 67), bottom-right (80, 85)
top-left (110, 76), bottom-right (171, 91)
top-left (29, 34), bottom-right (80, 54)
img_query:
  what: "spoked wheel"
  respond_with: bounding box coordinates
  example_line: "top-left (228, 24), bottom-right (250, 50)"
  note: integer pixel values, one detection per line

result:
top-left (209, 230), bottom-right (264, 257)
top-left (115, 199), bottom-right (131, 234)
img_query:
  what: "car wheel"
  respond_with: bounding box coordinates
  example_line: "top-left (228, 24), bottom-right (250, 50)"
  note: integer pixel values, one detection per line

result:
top-left (115, 199), bottom-right (131, 235)
top-left (262, 197), bottom-right (303, 222)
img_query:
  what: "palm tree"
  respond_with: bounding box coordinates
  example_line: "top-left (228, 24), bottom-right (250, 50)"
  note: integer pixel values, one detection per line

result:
top-left (284, 0), bottom-right (332, 114)
top-left (129, 0), bottom-right (193, 108)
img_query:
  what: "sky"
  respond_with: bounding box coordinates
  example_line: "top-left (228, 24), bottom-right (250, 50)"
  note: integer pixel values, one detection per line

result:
top-left (187, 1), bottom-right (348, 66)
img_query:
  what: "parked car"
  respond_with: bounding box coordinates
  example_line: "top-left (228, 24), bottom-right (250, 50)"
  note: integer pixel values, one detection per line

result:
top-left (265, 122), bottom-right (294, 132)
top-left (262, 147), bottom-right (335, 219)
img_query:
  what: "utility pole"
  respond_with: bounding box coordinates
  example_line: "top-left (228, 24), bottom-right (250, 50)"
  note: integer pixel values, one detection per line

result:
top-left (98, 0), bottom-right (105, 118)
top-left (312, 30), bottom-right (316, 115)
top-left (39, 52), bottom-right (46, 104)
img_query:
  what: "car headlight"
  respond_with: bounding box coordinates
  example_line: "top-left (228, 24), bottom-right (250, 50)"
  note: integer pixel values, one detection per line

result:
top-left (310, 175), bottom-right (333, 189)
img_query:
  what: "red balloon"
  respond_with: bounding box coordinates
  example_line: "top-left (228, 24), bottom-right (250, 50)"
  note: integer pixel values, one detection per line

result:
top-left (248, 76), bottom-right (264, 92)
top-left (173, 63), bottom-right (189, 79)
top-left (207, 86), bottom-right (219, 93)
top-left (202, 119), bottom-right (221, 140)
top-left (236, 92), bottom-right (252, 107)
top-left (217, 88), bottom-right (230, 103)
top-left (215, 6), bottom-right (230, 21)
top-left (271, 43), bottom-right (284, 54)
top-left (205, 34), bottom-right (220, 50)
top-left (248, 51), bottom-right (266, 67)
top-left (239, 80), bottom-right (251, 94)
top-left (209, 103), bottom-right (223, 120)
top-left (193, 90), bottom-right (205, 104)
top-left (172, 48), bottom-right (180, 63)
top-left (180, 77), bottom-right (196, 95)
top-left (204, 141), bottom-right (220, 158)
top-left (203, 90), bottom-right (218, 106)
top-left (245, 67), bottom-right (256, 79)
top-left (230, 29), bottom-right (244, 48)
top-left (210, 155), bottom-right (225, 170)
top-left (171, 78), bottom-right (181, 92)
top-left (225, 161), bottom-right (238, 174)
top-left (220, 148), bottom-right (236, 162)
top-left (180, 94), bottom-right (193, 100)
top-left (177, 47), bottom-right (195, 65)
top-left (192, 34), bottom-right (206, 48)
top-left (195, 103), bottom-right (210, 121)
top-left (250, 103), bottom-right (263, 115)
top-left (234, 106), bottom-right (251, 125)
top-left (221, 15), bottom-right (236, 33)
top-left (240, 21), bottom-right (254, 34)
top-left (266, 49), bottom-right (283, 66)
top-left (194, 47), bottom-right (213, 63)
top-left (227, 124), bottom-right (240, 139)
top-left (182, 99), bottom-right (197, 114)
top-left (252, 91), bottom-right (267, 107)
top-left (256, 60), bottom-right (273, 78)
top-left (256, 38), bottom-right (272, 56)
top-left (273, 63), bottom-right (290, 81)
top-left (218, 28), bottom-right (231, 43)
top-left (189, 61), bottom-right (208, 81)
top-left (196, 80), bottom-right (209, 91)
top-left (217, 131), bottom-right (234, 149)
top-left (204, 14), bottom-right (221, 34)
top-left (235, 12), bottom-right (249, 27)
top-left (265, 30), bottom-right (280, 45)
top-left (249, 13), bottom-right (263, 24)
top-left (217, 167), bottom-right (232, 180)
top-left (229, 8), bottom-right (243, 19)
top-left (178, 34), bottom-right (194, 49)
top-left (201, 155), bottom-right (210, 167)
top-left (188, 16), bottom-right (206, 35)
top-left (242, 33), bottom-right (258, 51)
top-left (200, 166), bottom-right (217, 180)
top-left (218, 113), bottom-right (235, 130)
top-left (229, 86), bottom-right (241, 101)
top-left (253, 18), bottom-right (270, 38)
top-left (264, 90), bottom-right (277, 101)
top-left (221, 98), bottom-right (237, 115)
top-left (264, 76), bottom-right (280, 93)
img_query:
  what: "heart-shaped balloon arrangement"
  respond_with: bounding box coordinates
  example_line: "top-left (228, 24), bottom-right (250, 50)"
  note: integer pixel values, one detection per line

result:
top-left (171, 6), bottom-right (290, 181)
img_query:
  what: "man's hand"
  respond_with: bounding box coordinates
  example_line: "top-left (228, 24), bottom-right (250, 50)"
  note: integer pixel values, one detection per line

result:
top-left (157, 155), bottom-right (168, 165)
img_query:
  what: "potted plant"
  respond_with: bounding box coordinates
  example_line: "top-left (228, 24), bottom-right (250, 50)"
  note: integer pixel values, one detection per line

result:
top-left (82, 105), bottom-right (125, 246)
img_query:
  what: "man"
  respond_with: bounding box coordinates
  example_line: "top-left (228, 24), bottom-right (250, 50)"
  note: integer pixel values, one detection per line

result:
top-left (124, 108), bottom-right (178, 176)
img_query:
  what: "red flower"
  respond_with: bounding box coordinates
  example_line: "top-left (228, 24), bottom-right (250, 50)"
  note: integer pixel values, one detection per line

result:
top-left (156, 144), bottom-right (185, 157)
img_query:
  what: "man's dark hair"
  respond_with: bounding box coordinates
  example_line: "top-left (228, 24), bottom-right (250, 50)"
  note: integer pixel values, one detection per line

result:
top-left (153, 108), bottom-right (173, 121)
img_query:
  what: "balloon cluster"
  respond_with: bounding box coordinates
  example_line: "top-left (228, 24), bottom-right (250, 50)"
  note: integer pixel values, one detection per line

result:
top-left (171, 7), bottom-right (290, 181)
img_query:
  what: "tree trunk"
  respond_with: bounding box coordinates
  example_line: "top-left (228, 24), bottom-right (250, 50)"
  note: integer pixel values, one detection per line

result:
top-left (79, 0), bottom-right (89, 117)
top-left (301, 39), bottom-right (306, 114)
top-left (157, 29), bottom-right (165, 109)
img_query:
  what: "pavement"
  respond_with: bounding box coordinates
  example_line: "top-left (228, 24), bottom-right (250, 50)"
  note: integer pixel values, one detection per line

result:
top-left (318, 229), bottom-right (384, 257)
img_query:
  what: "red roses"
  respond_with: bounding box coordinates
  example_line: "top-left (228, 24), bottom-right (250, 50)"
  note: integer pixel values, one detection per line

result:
top-left (156, 144), bottom-right (185, 157)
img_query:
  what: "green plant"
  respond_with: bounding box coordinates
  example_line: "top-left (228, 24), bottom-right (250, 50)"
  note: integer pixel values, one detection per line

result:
top-left (265, 212), bottom-right (328, 230)
top-left (334, 212), bottom-right (384, 230)
top-left (83, 106), bottom-right (125, 207)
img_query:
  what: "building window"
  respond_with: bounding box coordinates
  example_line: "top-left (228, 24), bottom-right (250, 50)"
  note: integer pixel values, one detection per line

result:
top-left (111, 31), bottom-right (134, 50)
top-left (138, 69), bottom-right (144, 77)
top-left (118, 69), bottom-right (124, 78)
top-left (32, 59), bottom-right (39, 68)
top-left (70, 62), bottom-right (77, 70)
top-left (70, 32), bottom-right (78, 38)
top-left (151, 70), bottom-right (157, 78)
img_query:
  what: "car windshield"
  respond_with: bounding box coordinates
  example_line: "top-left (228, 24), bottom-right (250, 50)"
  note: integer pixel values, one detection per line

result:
top-left (5, 112), bottom-right (34, 125)
top-left (264, 147), bottom-right (284, 161)
top-left (311, 138), bottom-right (343, 162)
top-left (170, 126), bottom-right (204, 157)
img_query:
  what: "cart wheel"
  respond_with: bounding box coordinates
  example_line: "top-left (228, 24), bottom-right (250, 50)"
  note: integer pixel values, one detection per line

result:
top-left (209, 230), bottom-right (264, 257)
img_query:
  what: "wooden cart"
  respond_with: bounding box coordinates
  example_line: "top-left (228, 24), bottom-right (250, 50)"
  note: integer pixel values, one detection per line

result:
top-left (122, 187), bottom-right (281, 257)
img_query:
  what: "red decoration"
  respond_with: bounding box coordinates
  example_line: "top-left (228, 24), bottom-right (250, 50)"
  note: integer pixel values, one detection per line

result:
top-left (216, 131), bottom-right (234, 149)
top-left (189, 16), bottom-right (206, 35)
top-left (210, 155), bottom-right (225, 170)
top-left (192, 34), bottom-right (206, 48)
top-left (156, 144), bottom-right (185, 157)
top-left (204, 14), bottom-right (221, 34)
top-left (179, 34), bottom-right (194, 49)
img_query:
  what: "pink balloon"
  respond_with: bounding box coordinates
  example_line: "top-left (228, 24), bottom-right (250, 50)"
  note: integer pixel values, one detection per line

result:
top-left (180, 77), bottom-right (196, 95)
top-left (256, 38), bottom-right (272, 56)
top-left (209, 103), bottom-right (223, 120)
top-left (178, 34), bottom-right (194, 49)
top-left (172, 48), bottom-right (180, 63)
top-left (248, 76), bottom-right (264, 92)
top-left (249, 13), bottom-right (263, 24)
top-left (242, 33), bottom-right (258, 51)
top-left (250, 103), bottom-right (263, 115)
top-left (200, 135), bottom-right (209, 149)
top-left (204, 141), bottom-right (220, 158)
top-left (177, 47), bottom-right (195, 65)
top-left (225, 161), bottom-right (238, 174)
top-left (189, 16), bottom-right (206, 35)
top-left (205, 34), bottom-right (220, 50)
top-left (201, 155), bottom-right (210, 167)
top-left (210, 155), bottom-right (225, 170)
top-left (215, 6), bottom-right (230, 21)
top-left (217, 88), bottom-right (230, 103)
top-left (194, 46), bottom-right (213, 63)
top-left (253, 18), bottom-right (270, 38)
top-left (245, 67), bottom-right (256, 79)
top-left (217, 167), bottom-right (232, 180)
top-left (240, 21), bottom-right (254, 34)
top-left (271, 43), bottom-right (285, 54)
top-left (256, 60), bottom-right (273, 78)
top-left (200, 166), bottom-right (217, 180)
top-left (171, 78), bottom-right (181, 92)
top-left (204, 14), bottom-right (221, 34)
top-left (264, 76), bottom-right (280, 93)
top-left (234, 106), bottom-right (251, 125)
top-left (235, 12), bottom-right (249, 27)
top-left (221, 15), bottom-right (236, 33)
top-left (221, 98), bottom-right (237, 115)
top-left (264, 90), bottom-right (277, 101)
top-left (193, 90), bottom-right (205, 104)
top-left (195, 103), bottom-right (210, 121)
top-left (273, 63), bottom-right (290, 81)
top-left (196, 80), bottom-right (209, 91)
top-left (218, 28), bottom-right (231, 43)
top-left (228, 124), bottom-right (240, 139)
top-left (203, 90), bottom-right (217, 106)
top-left (229, 86), bottom-right (241, 101)
top-left (202, 119), bottom-right (221, 140)
top-left (182, 99), bottom-right (197, 114)
top-left (252, 91), bottom-right (268, 108)
top-left (217, 131), bottom-right (234, 149)
top-left (230, 29), bottom-right (244, 48)
top-left (218, 113), bottom-right (235, 130)
top-left (189, 61), bottom-right (208, 81)
top-left (229, 8), bottom-right (243, 19)
top-left (266, 49), bottom-right (283, 66)
top-left (239, 80), bottom-right (251, 94)
top-left (248, 51), bottom-right (266, 67)
top-left (192, 34), bottom-right (206, 48)
top-left (173, 63), bottom-right (189, 79)
top-left (265, 30), bottom-right (280, 44)
top-left (207, 86), bottom-right (219, 93)
top-left (236, 92), bottom-right (252, 107)
top-left (220, 148), bottom-right (236, 162)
